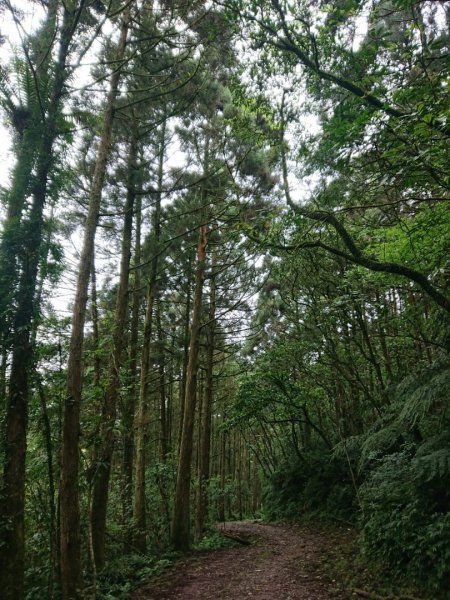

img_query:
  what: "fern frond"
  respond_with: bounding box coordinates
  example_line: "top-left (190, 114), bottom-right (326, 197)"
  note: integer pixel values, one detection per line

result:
top-left (332, 434), bottom-right (364, 459)
top-left (397, 361), bottom-right (450, 427)
top-left (412, 430), bottom-right (450, 481)
top-left (413, 448), bottom-right (450, 481)
top-left (359, 423), bottom-right (403, 469)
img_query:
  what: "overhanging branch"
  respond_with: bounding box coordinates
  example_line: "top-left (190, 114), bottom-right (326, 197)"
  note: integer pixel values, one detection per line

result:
top-left (288, 209), bottom-right (450, 314)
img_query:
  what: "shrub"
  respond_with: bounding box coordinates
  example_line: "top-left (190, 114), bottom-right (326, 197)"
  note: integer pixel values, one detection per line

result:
top-left (359, 445), bottom-right (450, 597)
top-left (262, 448), bottom-right (357, 522)
top-left (94, 553), bottom-right (174, 599)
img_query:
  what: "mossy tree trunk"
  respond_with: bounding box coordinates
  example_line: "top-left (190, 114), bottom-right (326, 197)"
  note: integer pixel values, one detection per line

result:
top-left (0, 5), bottom-right (79, 597)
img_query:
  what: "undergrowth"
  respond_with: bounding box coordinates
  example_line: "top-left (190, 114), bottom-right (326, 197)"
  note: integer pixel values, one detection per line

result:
top-left (262, 361), bottom-right (450, 599)
top-left (93, 553), bottom-right (174, 600)
top-left (322, 527), bottom-right (430, 600)
top-left (194, 529), bottom-right (238, 551)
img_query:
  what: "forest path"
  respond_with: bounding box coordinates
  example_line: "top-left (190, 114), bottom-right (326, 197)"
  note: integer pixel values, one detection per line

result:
top-left (132, 520), bottom-right (348, 600)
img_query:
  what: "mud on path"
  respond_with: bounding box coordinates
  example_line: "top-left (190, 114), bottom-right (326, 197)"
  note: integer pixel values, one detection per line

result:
top-left (132, 520), bottom-right (347, 600)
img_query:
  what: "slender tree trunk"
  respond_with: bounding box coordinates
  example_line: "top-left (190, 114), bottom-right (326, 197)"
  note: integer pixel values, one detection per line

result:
top-left (90, 253), bottom-right (101, 392)
top-left (90, 132), bottom-right (138, 571)
top-left (236, 433), bottom-right (243, 520)
top-left (195, 249), bottom-right (216, 540)
top-left (171, 222), bottom-right (208, 551)
top-left (156, 303), bottom-right (171, 535)
top-left (133, 118), bottom-right (166, 552)
top-left (178, 282), bottom-right (191, 451)
top-left (60, 11), bottom-right (130, 598)
top-left (36, 378), bottom-right (57, 598)
top-left (218, 413), bottom-right (227, 522)
top-left (0, 344), bottom-right (6, 402)
top-left (353, 302), bottom-right (386, 392)
top-left (195, 374), bottom-right (203, 477)
top-left (166, 321), bottom-right (176, 452)
top-left (157, 304), bottom-right (168, 461)
top-left (252, 459), bottom-right (260, 515)
top-left (122, 192), bottom-right (142, 548)
top-left (132, 278), bottom-right (155, 553)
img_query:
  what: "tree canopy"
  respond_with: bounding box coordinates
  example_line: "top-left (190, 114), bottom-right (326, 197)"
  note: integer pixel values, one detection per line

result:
top-left (0, 1), bottom-right (448, 598)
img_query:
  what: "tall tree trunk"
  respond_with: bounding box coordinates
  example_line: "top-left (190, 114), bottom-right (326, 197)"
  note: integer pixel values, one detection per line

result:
top-left (218, 411), bottom-right (227, 522)
top-left (195, 249), bottom-right (216, 540)
top-left (157, 304), bottom-right (168, 461)
top-left (133, 118), bottom-right (166, 552)
top-left (177, 280), bottom-right (191, 452)
top-left (171, 222), bottom-right (208, 551)
top-left (236, 432), bottom-right (243, 520)
top-left (132, 280), bottom-right (155, 553)
top-left (36, 378), bottom-right (57, 599)
top-left (167, 321), bottom-right (176, 452)
top-left (0, 344), bottom-right (6, 404)
top-left (0, 7), bottom-right (78, 597)
top-left (90, 253), bottom-right (102, 392)
top-left (122, 191), bottom-right (142, 548)
top-left (90, 131), bottom-right (138, 571)
top-left (156, 302), bottom-right (171, 536)
top-left (60, 11), bottom-right (130, 598)
top-left (252, 458), bottom-right (261, 515)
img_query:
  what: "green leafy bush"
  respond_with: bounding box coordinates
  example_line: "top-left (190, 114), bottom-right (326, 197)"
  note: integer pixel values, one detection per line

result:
top-left (194, 530), bottom-right (237, 551)
top-left (359, 443), bottom-right (450, 597)
top-left (356, 362), bottom-right (450, 597)
top-left (95, 553), bottom-right (174, 599)
top-left (263, 448), bottom-right (357, 522)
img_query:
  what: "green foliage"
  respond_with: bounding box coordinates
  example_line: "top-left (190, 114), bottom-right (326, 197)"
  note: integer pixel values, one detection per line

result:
top-left (357, 362), bottom-right (450, 597)
top-left (1, 0), bottom-right (449, 597)
top-left (25, 559), bottom-right (60, 600)
top-left (194, 530), bottom-right (237, 551)
top-left (359, 449), bottom-right (450, 597)
top-left (395, 361), bottom-right (450, 428)
top-left (208, 475), bottom-right (240, 520)
top-left (263, 449), bottom-right (357, 522)
top-left (94, 553), bottom-right (174, 600)
top-left (369, 203), bottom-right (450, 275)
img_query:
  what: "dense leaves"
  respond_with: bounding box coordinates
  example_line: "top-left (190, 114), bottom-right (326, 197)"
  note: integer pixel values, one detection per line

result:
top-left (0, 0), bottom-right (448, 598)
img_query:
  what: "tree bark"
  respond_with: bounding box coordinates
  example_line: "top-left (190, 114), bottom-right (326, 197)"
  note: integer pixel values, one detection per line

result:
top-left (132, 278), bottom-right (155, 553)
top-left (60, 10), bottom-right (130, 598)
top-left (90, 131), bottom-right (138, 571)
top-left (36, 377), bottom-right (57, 599)
top-left (90, 253), bottom-right (102, 392)
top-left (171, 222), bottom-right (208, 551)
top-left (122, 190), bottom-right (142, 549)
top-left (218, 412), bottom-right (227, 522)
top-left (178, 280), bottom-right (191, 452)
top-left (156, 304), bottom-right (168, 461)
top-left (0, 6), bottom-right (77, 597)
top-left (132, 118), bottom-right (166, 552)
top-left (195, 249), bottom-right (216, 540)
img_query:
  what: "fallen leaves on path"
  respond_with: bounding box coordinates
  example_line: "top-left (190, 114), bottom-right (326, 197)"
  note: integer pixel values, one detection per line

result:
top-left (132, 520), bottom-right (348, 600)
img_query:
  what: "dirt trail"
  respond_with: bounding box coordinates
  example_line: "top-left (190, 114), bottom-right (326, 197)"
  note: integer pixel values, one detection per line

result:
top-left (133, 520), bottom-right (346, 600)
